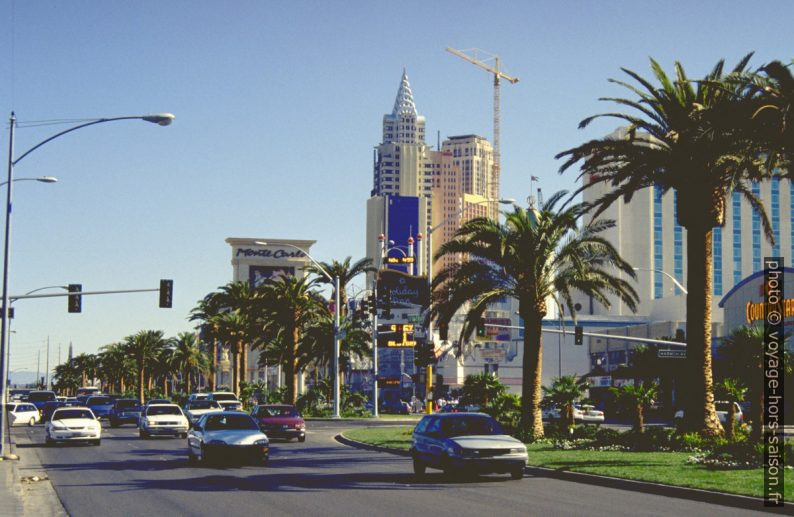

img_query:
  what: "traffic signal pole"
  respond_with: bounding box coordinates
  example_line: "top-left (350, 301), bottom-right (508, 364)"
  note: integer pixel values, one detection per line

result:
top-left (371, 279), bottom-right (378, 417)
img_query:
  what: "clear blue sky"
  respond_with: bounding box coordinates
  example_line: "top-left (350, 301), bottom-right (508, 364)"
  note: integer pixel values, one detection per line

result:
top-left (2, 1), bottom-right (791, 375)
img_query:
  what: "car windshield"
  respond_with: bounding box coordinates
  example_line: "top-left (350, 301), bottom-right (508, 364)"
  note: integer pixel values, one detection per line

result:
top-left (146, 406), bottom-right (181, 416)
top-left (220, 401), bottom-right (242, 409)
top-left (188, 401), bottom-right (220, 410)
top-left (115, 400), bottom-right (140, 409)
top-left (715, 402), bottom-right (733, 412)
top-left (258, 406), bottom-right (299, 417)
top-left (87, 397), bottom-right (112, 406)
top-left (203, 414), bottom-right (258, 431)
top-left (440, 416), bottom-right (503, 437)
top-left (53, 409), bottom-right (93, 420)
top-left (212, 393), bottom-right (237, 401)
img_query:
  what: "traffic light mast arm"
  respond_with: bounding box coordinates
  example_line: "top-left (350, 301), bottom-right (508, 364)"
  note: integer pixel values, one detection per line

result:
top-left (482, 323), bottom-right (687, 347)
top-left (12, 287), bottom-right (160, 299)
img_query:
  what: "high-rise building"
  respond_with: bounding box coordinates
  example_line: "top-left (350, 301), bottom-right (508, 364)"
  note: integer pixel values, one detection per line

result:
top-left (366, 70), bottom-right (499, 277)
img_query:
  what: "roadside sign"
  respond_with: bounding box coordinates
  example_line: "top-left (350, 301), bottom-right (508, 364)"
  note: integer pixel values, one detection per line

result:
top-left (658, 349), bottom-right (686, 359)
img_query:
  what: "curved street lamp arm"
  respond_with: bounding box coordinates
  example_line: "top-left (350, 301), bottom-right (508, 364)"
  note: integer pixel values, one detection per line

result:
top-left (633, 267), bottom-right (688, 294)
top-left (13, 114), bottom-right (174, 166)
top-left (252, 241), bottom-right (333, 282)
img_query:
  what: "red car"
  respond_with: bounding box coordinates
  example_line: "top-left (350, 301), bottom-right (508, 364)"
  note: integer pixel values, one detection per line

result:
top-left (252, 404), bottom-right (306, 442)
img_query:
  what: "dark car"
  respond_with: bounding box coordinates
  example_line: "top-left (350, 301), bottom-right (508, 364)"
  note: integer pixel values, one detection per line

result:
top-left (410, 413), bottom-right (528, 480)
top-left (438, 403), bottom-right (463, 413)
top-left (110, 398), bottom-right (143, 427)
top-left (86, 396), bottom-right (115, 420)
top-left (252, 404), bottom-right (306, 442)
top-left (40, 400), bottom-right (81, 422)
top-left (380, 399), bottom-right (411, 415)
top-left (28, 391), bottom-right (57, 412)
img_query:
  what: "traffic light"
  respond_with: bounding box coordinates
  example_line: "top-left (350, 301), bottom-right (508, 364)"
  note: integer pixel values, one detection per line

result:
top-left (574, 325), bottom-right (583, 345)
top-left (367, 294), bottom-right (377, 315)
top-left (159, 279), bottom-right (173, 308)
top-left (475, 316), bottom-right (486, 339)
top-left (68, 284), bottom-right (82, 313)
top-left (414, 341), bottom-right (436, 368)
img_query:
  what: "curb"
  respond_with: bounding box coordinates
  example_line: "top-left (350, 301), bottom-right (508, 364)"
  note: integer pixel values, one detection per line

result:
top-left (336, 432), bottom-right (793, 514)
top-left (8, 427), bottom-right (68, 516)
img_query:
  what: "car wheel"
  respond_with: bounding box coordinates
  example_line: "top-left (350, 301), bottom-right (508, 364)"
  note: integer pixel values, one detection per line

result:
top-left (298, 435), bottom-right (306, 443)
top-left (28, 417), bottom-right (36, 427)
top-left (413, 456), bottom-right (426, 476)
top-left (45, 436), bottom-right (54, 446)
top-left (93, 439), bottom-right (101, 446)
top-left (510, 467), bottom-right (524, 480)
top-left (139, 429), bottom-right (149, 439)
top-left (188, 450), bottom-right (197, 463)
top-left (181, 433), bottom-right (188, 439)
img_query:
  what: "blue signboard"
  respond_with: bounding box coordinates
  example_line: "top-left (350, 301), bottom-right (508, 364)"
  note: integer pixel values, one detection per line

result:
top-left (386, 195), bottom-right (419, 272)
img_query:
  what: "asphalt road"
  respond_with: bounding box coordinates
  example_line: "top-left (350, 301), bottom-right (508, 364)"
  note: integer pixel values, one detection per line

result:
top-left (11, 420), bottom-right (775, 517)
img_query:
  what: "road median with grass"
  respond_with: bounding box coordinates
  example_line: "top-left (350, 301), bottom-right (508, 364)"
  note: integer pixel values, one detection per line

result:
top-left (342, 425), bottom-right (792, 500)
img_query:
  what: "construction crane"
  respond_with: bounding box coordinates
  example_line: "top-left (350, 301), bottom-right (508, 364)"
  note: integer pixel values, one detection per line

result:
top-left (446, 47), bottom-right (519, 200)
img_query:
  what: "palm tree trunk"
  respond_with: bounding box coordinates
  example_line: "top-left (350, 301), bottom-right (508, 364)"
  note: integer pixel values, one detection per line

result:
top-left (185, 367), bottom-right (191, 395)
top-left (726, 401), bottom-right (736, 440)
top-left (241, 343), bottom-right (248, 387)
top-left (232, 343), bottom-right (240, 397)
top-left (138, 366), bottom-right (145, 403)
top-left (287, 326), bottom-right (300, 404)
top-left (634, 403), bottom-right (644, 433)
top-left (163, 376), bottom-right (168, 397)
top-left (521, 312), bottom-right (544, 438)
top-left (210, 337), bottom-right (218, 391)
top-left (684, 224), bottom-right (723, 437)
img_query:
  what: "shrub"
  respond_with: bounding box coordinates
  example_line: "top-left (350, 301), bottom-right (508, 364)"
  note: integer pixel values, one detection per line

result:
top-left (593, 427), bottom-right (622, 446)
top-left (697, 441), bottom-right (764, 469)
top-left (675, 432), bottom-right (706, 452)
top-left (572, 424), bottom-right (601, 440)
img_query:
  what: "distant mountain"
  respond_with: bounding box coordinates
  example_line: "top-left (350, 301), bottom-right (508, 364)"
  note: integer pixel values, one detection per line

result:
top-left (8, 370), bottom-right (39, 387)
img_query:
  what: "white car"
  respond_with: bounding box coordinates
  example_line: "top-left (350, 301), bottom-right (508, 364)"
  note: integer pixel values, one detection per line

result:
top-left (187, 392), bottom-right (209, 402)
top-left (576, 404), bottom-right (605, 423)
top-left (45, 407), bottom-right (101, 445)
top-left (6, 402), bottom-right (40, 426)
top-left (183, 400), bottom-right (223, 423)
top-left (542, 405), bottom-right (584, 421)
top-left (139, 404), bottom-right (190, 438)
top-left (187, 411), bottom-right (270, 465)
top-left (674, 401), bottom-right (743, 427)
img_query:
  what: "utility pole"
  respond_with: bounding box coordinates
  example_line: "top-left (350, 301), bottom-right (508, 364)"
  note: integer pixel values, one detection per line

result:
top-left (45, 336), bottom-right (50, 390)
top-left (371, 279), bottom-right (379, 417)
top-left (36, 349), bottom-right (40, 388)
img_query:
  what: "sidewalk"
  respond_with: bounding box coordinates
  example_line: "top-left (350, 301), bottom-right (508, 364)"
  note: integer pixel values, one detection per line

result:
top-left (1, 426), bottom-right (68, 516)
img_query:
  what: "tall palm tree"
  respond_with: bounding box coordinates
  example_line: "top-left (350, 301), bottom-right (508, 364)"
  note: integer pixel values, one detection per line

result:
top-left (305, 257), bottom-right (375, 320)
top-left (215, 281), bottom-right (262, 389)
top-left (98, 342), bottom-right (134, 394)
top-left (746, 59), bottom-right (794, 168)
top-left (254, 276), bottom-right (329, 404)
top-left (124, 330), bottom-right (168, 403)
top-left (214, 311), bottom-right (248, 397)
top-left (542, 375), bottom-right (589, 429)
top-left (299, 311), bottom-right (372, 380)
top-left (170, 332), bottom-right (207, 394)
top-left (52, 362), bottom-right (80, 395)
top-left (430, 193), bottom-right (638, 438)
top-left (556, 55), bottom-right (775, 437)
top-left (190, 291), bottom-right (225, 391)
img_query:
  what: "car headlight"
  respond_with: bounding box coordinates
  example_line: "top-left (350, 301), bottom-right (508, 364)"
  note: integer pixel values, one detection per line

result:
top-left (510, 447), bottom-right (526, 454)
top-left (51, 421), bottom-right (66, 429)
top-left (207, 440), bottom-right (226, 446)
top-left (445, 445), bottom-right (462, 457)
top-left (254, 439), bottom-right (268, 446)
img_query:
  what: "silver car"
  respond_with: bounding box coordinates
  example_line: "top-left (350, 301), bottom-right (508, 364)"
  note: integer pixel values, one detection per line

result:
top-left (411, 413), bottom-right (527, 480)
top-left (187, 411), bottom-right (269, 465)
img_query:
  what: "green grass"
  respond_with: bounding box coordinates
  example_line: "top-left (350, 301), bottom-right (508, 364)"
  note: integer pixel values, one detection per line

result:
top-left (341, 425), bottom-right (793, 499)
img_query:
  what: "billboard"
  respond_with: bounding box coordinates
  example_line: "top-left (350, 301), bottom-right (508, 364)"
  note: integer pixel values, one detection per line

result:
top-left (249, 265), bottom-right (295, 288)
top-left (386, 195), bottom-right (419, 272)
top-left (377, 269), bottom-right (429, 310)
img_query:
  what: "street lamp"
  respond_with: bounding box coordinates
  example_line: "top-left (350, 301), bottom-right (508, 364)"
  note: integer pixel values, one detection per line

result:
top-left (0, 176), bottom-right (58, 187)
top-left (254, 241), bottom-right (342, 419)
top-left (632, 267), bottom-right (688, 294)
top-left (0, 111), bottom-right (174, 457)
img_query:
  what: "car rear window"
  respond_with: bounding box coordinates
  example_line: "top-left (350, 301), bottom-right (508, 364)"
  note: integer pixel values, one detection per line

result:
top-left (188, 401), bottom-right (220, 410)
top-left (115, 399), bottom-right (140, 409)
top-left (87, 397), bottom-right (112, 405)
top-left (28, 392), bottom-right (56, 403)
top-left (211, 393), bottom-right (237, 401)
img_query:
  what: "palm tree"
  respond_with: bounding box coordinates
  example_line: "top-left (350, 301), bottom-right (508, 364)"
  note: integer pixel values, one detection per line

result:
top-left (190, 291), bottom-right (225, 391)
top-left (52, 362), bottom-right (80, 395)
top-left (254, 276), bottom-right (329, 404)
top-left (556, 55), bottom-right (776, 437)
top-left (746, 59), bottom-right (794, 168)
top-left (215, 281), bottom-right (261, 388)
top-left (124, 330), bottom-right (169, 403)
top-left (715, 378), bottom-right (748, 441)
top-left (462, 372), bottom-right (508, 409)
top-left (609, 383), bottom-right (658, 433)
top-left (299, 312), bottom-right (372, 380)
top-left (430, 193), bottom-right (638, 438)
top-left (715, 325), bottom-right (792, 441)
top-left (98, 342), bottom-right (134, 394)
top-left (215, 311), bottom-right (248, 397)
top-left (542, 375), bottom-right (589, 429)
top-left (170, 332), bottom-right (207, 394)
top-left (305, 256), bottom-right (375, 320)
